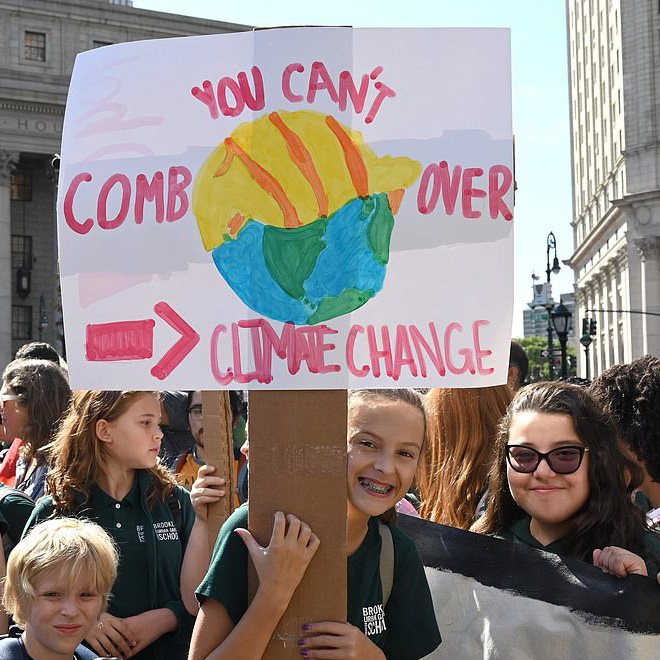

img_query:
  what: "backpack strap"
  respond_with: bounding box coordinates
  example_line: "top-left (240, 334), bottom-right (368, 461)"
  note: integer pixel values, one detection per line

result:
top-left (377, 520), bottom-right (394, 606)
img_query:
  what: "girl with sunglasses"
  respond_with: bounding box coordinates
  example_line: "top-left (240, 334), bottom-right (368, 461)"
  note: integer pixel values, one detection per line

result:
top-left (473, 381), bottom-right (660, 579)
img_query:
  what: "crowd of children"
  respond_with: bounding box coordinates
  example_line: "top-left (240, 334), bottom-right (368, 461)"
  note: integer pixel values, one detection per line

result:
top-left (0, 340), bottom-right (658, 660)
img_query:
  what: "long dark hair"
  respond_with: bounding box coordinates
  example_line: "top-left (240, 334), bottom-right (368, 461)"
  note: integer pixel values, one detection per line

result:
top-left (473, 381), bottom-right (651, 563)
top-left (2, 359), bottom-right (71, 462)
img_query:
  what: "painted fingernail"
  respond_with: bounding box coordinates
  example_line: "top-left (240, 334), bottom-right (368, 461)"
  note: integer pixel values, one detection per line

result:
top-left (298, 638), bottom-right (305, 645)
top-left (300, 651), bottom-right (308, 657)
top-left (302, 624), bottom-right (311, 631)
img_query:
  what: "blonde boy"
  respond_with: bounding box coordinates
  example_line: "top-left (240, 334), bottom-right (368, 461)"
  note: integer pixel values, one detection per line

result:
top-left (1, 518), bottom-right (118, 660)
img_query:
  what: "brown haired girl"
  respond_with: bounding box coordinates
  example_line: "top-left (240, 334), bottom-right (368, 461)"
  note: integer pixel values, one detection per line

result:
top-left (418, 386), bottom-right (512, 528)
top-left (1, 359), bottom-right (71, 500)
top-left (473, 381), bottom-right (660, 579)
top-left (24, 390), bottom-right (226, 660)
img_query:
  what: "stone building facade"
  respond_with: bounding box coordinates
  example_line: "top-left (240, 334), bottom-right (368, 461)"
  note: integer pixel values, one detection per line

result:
top-left (0, 0), bottom-right (247, 363)
top-left (566, 0), bottom-right (660, 377)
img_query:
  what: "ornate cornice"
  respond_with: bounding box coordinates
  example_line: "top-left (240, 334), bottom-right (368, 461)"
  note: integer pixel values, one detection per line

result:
top-left (0, 100), bottom-right (64, 116)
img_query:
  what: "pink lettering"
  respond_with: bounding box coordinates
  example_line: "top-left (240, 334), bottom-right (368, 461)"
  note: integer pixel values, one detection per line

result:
top-left (64, 172), bottom-right (93, 235)
top-left (462, 167), bottom-right (486, 219)
top-left (166, 166), bottom-right (192, 222)
top-left (134, 171), bottom-right (164, 224)
top-left (282, 63), bottom-right (304, 102)
top-left (210, 324), bottom-right (234, 385)
top-left (488, 165), bottom-right (513, 220)
top-left (307, 61), bottom-right (339, 104)
top-left (191, 80), bottom-right (219, 119)
top-left (367, 325), bottom-right (393, 378)
top-left (97, 173), bottom-right (130, 230)
top-left (409, 324), bottom-right (446, 377)
top-left (346, 325), bottom-right (369, 377)
top-left (444, 323), bottom-right (476, 375)
top-left (472, 320), bottom-right (494, 375)
top-left (393, 325), bottom-right (417, 380)
top-left (338, 71), bottom-right (369, 113)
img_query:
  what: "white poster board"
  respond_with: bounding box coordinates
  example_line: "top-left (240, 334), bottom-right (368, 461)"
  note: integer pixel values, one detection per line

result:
top-left (57, 27), bottom-right (513, 389)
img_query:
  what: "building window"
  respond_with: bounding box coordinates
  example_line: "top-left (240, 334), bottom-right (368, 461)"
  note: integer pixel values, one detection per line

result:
top-left (11, 235), bottom-right (32, 269)
top-left (24, 31), bottom-right (46, 62)
top-left (10, 170), bottom-right (32, 201)
top-left (92, 40), bottom-right (113, 48)
top-left (12, 306), bottom-right (32, 340)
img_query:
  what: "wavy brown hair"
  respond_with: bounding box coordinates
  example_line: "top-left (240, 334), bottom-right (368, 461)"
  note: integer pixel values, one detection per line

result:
top-left (47, 391), bottom-right (176, 513)
top-left (418, 386), bottom-right (512, 528)
top-left (2, 359), bottom-right (71, 462)
top-left (472, 381), bottom-right (652, 563)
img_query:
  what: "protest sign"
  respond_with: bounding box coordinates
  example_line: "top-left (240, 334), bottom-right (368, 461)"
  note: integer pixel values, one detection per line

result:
top-left (399, 516), bottom-right (660, 660)
top-left (57, 27), bottom-right (513, 389)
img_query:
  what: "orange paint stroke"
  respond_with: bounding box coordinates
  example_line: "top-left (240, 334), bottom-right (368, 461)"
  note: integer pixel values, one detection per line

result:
top-left (228, 212), bottom-right (246, 235)
top-left (269, 112), bottom-right (329, 217)
top-left (214, 145), bottom-right (235, 177)
top-left (325, 115), bottom-right (369, 197)
top-left (387, 189), bottom-right (405, 215)
top-left (217, 137), bottom-right (301, 228)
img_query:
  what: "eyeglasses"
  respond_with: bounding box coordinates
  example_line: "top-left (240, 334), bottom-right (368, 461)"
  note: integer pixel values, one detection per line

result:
top-left (188, 405), bottom-right (202, 420)
top-left (506, 445), bottom-right (589, 475)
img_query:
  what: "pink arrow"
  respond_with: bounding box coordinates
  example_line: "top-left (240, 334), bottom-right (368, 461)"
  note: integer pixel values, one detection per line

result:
top-left (85, 302), bottom-right (199, 381)
top-left (150, 302), bottom-right (200, 380)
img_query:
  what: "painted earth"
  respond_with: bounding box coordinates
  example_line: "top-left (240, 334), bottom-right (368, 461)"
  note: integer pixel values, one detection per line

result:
top-left (211, 193), bottom-right (394, 325)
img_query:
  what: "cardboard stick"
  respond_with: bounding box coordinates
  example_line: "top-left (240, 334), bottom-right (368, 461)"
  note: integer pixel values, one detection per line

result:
top-left (249, 390), bottom-right (348, 659)
top-left (202, 390), bottom-right (236, 553)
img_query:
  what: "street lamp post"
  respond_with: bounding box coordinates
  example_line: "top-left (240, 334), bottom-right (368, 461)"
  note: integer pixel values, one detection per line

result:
top-left (552, 302), bottom-right (572, 379)
top-left (38, 294), bottom-right (49, 341)
top-left (545, 232), bottom-right (561, 379)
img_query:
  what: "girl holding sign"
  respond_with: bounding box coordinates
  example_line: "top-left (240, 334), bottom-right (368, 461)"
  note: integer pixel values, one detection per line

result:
top-left (190, 388), bottom-right (441, 660)
top-left (24, 390), bottom-right (225, 660)
top-left (474, 381), bottom-right (660, 579)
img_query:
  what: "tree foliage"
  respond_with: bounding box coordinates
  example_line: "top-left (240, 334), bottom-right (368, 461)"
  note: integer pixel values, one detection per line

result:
top-left (514, 336), bottom-right (577, 384)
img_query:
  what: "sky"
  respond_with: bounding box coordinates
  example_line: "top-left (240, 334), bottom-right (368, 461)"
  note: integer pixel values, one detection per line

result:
top-left (133, 0), bottom-right (575, 338)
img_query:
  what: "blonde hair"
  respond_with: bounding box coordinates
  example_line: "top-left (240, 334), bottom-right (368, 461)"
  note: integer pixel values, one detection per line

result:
top-left (47, 390), bottom-right (176, 513)
top-left (418, 386), bottom-right (512, 529)
top-left (3, 518), bottom-right (118, 626)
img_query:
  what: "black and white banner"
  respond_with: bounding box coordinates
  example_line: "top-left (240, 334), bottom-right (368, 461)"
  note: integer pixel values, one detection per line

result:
top-left (399, 515), bottom-right (660, 659)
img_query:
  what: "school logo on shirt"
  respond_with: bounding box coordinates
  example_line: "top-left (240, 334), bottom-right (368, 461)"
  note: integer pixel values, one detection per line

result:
top-left (362, 603), bottom-right (386, 636)
top-left (136, 521), bottom-right (180, 543)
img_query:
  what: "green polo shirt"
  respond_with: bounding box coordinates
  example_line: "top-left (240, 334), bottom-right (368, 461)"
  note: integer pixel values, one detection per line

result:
top-left (196, 505), bottom-right (441, 660)
top-left (0, 484), bottom-right (34, 548)
top-left (498, 516), bottom-right (660, 576)
top-left (25, 471), bottom-right (195, 660)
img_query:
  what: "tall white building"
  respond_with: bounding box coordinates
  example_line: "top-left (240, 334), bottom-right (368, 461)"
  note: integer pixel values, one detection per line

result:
top-left (566, 0), bottom-right (660, 378)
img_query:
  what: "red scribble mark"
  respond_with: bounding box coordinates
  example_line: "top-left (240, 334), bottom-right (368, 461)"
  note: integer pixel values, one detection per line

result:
top-left (86, 319), bottom-right (155, 361)
top-left (150, 302), bottom-right (200, 380)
